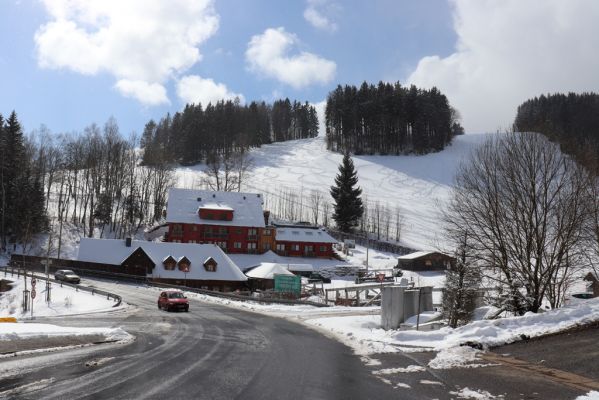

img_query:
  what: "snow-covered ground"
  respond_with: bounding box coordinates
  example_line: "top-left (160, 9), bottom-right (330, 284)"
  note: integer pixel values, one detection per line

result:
top-left (305, 297), bottom-right (599, 357)
top-left (0, 274), bottom-right (123, 319)
top-left (175, 134), bottom-right (495, 250)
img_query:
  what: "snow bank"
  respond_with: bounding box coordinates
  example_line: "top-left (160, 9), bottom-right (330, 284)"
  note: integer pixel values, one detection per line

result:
top-left (577, 392), bottom-right (599, 400)
top-left (0, 323), bottom-right (131, 342)
top-left (306, 298), bottom-right (599, 355)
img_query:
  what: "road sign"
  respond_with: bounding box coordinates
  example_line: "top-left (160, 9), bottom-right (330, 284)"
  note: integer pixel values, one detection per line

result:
top-left (31, 289), bottom-right (36, 299)
top-left (31, 278), bottom-right (36, 287)
top-left (40, 259), bottom-right (52, 265)
top-left (376, 273), bottom-right (386, 283)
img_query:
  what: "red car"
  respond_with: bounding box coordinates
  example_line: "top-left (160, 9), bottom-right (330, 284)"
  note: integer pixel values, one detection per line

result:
top-left (157, 290), bottom-right (189, 312)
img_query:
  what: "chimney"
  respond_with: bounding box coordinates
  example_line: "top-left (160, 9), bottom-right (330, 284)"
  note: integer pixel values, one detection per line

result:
top-left (263, 210), bottom-right (270, 226)
top-left (125, 237), bottom-right (132, 247)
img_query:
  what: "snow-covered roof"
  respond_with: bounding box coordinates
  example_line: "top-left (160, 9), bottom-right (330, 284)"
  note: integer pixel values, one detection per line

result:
top-left (166, 188), bottom-right (265, 228)
top-left (397, 251), bottom-right (447, 260)
top-left (245, 263), bottom-right (295, 279)
top-left (77, 238), bottom-right (247, 282)
top-left (285, 264), bottom-right (313, 272)
top-left (276, 227), bottom-right (338, 244)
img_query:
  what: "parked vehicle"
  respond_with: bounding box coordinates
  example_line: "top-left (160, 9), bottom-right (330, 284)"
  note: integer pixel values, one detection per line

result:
top-left (307, 273), bottom-right (331, 284)
top-left (158, 290), bottom-right (189, 312)
top-left (54, 269), bottom-right (81, 284)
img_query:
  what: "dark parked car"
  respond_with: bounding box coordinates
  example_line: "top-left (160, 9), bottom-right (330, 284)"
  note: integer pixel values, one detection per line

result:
top-left (54, 269), bottom-right (80, 284)
top-left (307, 273), bottom-right (331, 284)
top-left (158, 290), bottom-right (189, 312)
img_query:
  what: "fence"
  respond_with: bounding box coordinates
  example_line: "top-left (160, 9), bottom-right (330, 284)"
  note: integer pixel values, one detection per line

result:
top-left (6, 256), bottom-right (329, 308)
top-left (0, 266), bottom-right (122, 307)
top-left (327, 229), bottom-right (415, 256)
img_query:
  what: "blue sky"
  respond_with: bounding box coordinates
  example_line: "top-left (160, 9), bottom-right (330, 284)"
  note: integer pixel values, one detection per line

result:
top-left (1, 1), bottom-right (598, 135)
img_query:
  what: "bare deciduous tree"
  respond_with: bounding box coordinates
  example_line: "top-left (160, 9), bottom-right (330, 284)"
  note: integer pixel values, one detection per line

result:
top-left (445, 132), bottom-right (592, 313)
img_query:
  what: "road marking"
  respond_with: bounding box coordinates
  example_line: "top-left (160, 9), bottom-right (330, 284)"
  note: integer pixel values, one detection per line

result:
top-left (482, 352), bottom-right (599, 392)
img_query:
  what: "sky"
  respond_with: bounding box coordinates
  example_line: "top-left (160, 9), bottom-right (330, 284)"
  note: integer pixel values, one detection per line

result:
top-left (1, 0), bottom-right (598, 136)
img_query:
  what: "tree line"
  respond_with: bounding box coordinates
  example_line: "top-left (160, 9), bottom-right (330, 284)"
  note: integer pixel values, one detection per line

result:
top-left (0, 111), bottom-right (176, 258)
top-left (325, 82), bottom-right (463, 155)
top-left (514, 92), bottom-right (599, 171)
top-left (141, 98), bottom-right (318, 166)
top-left (0, 112), bottom-right (48, 251)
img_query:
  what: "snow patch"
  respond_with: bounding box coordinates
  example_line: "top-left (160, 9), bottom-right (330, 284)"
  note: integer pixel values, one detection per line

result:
top-left (450, 387), bottom-right (505, 399)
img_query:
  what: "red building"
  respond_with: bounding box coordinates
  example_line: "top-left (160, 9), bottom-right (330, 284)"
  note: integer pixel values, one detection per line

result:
top-left (165, 188), bottom-right (338, 258)
top-left (165, 189), bottom-right (266, 254)
top-left (273, 225), bottom-right (337, 258)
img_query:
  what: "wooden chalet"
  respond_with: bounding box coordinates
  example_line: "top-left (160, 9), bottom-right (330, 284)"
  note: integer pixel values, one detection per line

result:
top-left (397, 251), bottom-right (456, 271)
top-left (78, 238), bottom-right (247, 291)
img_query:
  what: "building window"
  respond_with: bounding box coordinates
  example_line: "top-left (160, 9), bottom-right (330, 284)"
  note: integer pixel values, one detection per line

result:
top-left (248, 228), bottom-right (257, 235)
top-left (276, 244), bottom-right (285, 252)
top-left (234, 242), bottom-right (242, 249)
top-left (171, 224), bottom-right (183, 236)
top-left (235, 228), bottom-right (243, 234)
top-left (205, 227), bottom-right (213, 235)
top-left (203, 257), bottom-right (218, 272)
top-left (320, 245), bottom-right (327, 252)
top-left (263, 229), bottom-right (271, 236)
top-left (217, 241), bottom-right (227, 250)
top-left (192, 226), bottom-right (197, 231)
top-left (263, 243), bottom-right (271, 251)
top-left (189, 240), bottom-right (196, 244)
top-left (291, 244), bottom-right (300, 251)
top-left (248, 243), bottom-right (257, 250)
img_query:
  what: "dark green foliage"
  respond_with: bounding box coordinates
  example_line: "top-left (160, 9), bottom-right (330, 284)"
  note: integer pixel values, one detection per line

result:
top-left (0, 111), bottom-right (48, 246)
top-left (514, 92), bottom-right (599, 171)
top-left (141, 98), bottom-right (318, 166)
top-left (442, 238), bottom-right (481, 328)
top-left (325, 82), bottom-right (461, 155)
top-left (330, 154), bottom-right (364, 232)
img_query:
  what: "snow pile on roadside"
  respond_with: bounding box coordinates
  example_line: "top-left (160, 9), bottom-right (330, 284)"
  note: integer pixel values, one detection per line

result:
top-left (393, 297), bottom-right (599, 350)
top-left (577, 392), bottom-right (599, 400)
top-left (449, 387), bottom-right (504, 399)
top-left (0, 322), bottom-right (132, 342)
top-left (306, 298), bottom-right (599, 355)
top-left (0, 275), bottom-right (123, 318)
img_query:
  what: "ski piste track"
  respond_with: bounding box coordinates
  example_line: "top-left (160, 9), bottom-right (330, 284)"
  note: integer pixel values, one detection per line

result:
top-left (175, 133), bottom-right (495, 250)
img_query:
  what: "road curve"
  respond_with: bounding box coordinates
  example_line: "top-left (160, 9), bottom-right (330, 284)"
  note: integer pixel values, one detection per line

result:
top-left (0, 278), bottom-right (402, 400)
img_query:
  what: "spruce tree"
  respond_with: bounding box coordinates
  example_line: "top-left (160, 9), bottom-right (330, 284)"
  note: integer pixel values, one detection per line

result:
top-left (330, 154), bottom-right (364, 232)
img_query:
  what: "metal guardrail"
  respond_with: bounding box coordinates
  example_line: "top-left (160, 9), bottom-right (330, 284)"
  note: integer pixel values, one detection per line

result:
top-left (0, 266), bottom-right (122, 307)
top-left (1, 265), bottom-right (328, 308)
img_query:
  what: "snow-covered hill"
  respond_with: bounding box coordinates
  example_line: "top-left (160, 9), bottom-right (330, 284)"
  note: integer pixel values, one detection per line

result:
top-left (175, 133), bottom-right (496, 250)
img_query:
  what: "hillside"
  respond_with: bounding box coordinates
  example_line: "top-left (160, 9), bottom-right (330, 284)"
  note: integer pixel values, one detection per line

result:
top-left (175, 133), bottom-right (496, 250)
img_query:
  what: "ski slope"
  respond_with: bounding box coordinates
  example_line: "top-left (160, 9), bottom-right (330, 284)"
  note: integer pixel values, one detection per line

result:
top-left (175, 133), bottom-right (496, 250)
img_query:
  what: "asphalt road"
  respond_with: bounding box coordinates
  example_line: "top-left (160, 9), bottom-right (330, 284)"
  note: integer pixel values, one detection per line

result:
top-left (1, 279), bottom-right (597, 399)
top-left (0, 279), bottom-right (404, 400)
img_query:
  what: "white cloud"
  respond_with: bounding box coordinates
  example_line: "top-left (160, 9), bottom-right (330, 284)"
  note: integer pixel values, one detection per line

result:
top-left (304, 0), bottom-right (338, 32)
top-left (246, 27), bottom-right (336, 89)
top-left (407, 0), bottom-right (599, 133)
top-left (176, 75), bottom-right (244, 106)
top-left (34, 0), bottom-right (219, 105)
top-left (114, 80), bottom-right (169, 106)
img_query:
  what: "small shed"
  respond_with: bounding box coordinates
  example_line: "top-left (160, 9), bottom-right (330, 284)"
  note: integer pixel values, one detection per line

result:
top-left (397, 251), bottom-right (456, 271)
top-left (584, 272), bottom-right (599, 297)
top-left (245, 262), bottom-right (295, 291)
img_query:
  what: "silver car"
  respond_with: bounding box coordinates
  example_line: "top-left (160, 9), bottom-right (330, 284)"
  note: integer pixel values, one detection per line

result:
top-left (54, 269), bottom-right (81, 284)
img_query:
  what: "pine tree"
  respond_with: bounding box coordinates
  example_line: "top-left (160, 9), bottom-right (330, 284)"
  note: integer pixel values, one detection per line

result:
top-left (330, 154), bottom-right (364, 232)
top-left (442, 235), bottom-right (482, 328)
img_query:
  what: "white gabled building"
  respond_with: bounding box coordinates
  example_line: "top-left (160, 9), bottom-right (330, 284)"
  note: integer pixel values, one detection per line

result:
top-left (78, 238), bottom-right (247, 291)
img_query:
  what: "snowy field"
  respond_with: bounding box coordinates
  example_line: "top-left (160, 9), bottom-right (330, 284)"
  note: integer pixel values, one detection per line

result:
top-left (0, 274), bottom-right (123, 319)
top-left (175, 133), bottom-right (496, 250)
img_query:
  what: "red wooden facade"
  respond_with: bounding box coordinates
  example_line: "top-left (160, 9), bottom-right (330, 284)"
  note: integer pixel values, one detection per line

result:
top-left (274, 241), bottom-right (334, 258)
top-left (166, 222), bottom-right (261, 254)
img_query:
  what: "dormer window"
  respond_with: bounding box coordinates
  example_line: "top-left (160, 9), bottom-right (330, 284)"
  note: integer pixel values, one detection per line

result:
top-left (163, 255), bottom-right (177, 270)
top-left (204, 257), bottom-right (218, 272)
top-left (178, 256), bottom-right (191, 272)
